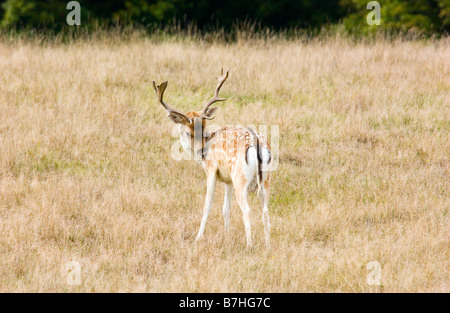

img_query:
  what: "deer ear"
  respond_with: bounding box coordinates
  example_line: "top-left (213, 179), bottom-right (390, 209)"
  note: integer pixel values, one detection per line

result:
top-left (203, 106), bottom-right (219, 119)
top-left (168, 111), bottom-right (192, 125)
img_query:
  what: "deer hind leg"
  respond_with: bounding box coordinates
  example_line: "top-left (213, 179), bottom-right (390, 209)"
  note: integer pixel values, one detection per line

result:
top-left (195, 173), bottom-right (217, 242)
top-left (233, 146), bottom-right (260, 247)
top-left (223, 183), bottom-right (233, 232)
top-left (234, 177), bottom-right (252, 247)
top-left (259, 178), bottom-right (271, 249)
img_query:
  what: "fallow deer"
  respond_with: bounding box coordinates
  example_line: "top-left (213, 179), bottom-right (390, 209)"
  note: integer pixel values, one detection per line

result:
top-left (153, 69), bottom-right (272, 248)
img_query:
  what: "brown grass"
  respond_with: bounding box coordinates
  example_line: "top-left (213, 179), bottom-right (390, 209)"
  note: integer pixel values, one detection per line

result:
top-left (0, 34), bottom-right (449, 292)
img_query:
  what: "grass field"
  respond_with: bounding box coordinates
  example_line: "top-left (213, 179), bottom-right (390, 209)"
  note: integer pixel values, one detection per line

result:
top-left (0, 33), bottom-right (448, 292)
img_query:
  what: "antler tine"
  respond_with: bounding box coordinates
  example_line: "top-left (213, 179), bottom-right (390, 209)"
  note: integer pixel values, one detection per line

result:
top-left (153, 81), bottom-right (172, 111)
top-left (153, 80), bottom-right (191, 121)
top-left (201, 68), bottom-right (229, 117)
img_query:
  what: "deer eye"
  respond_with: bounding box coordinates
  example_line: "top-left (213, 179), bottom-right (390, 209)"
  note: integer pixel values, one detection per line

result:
top-left (185, 131), bottom-right (190, 137)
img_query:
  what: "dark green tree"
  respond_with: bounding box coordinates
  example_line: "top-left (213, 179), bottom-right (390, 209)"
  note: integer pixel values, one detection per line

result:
top-left (341, 0), bottom-right (449, 35)
top-left (0, 0), bottom-right (448, 35)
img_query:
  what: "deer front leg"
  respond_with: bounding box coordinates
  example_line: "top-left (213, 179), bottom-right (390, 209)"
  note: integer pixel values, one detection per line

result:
top-left (195, 173), bottom-right (217, 242)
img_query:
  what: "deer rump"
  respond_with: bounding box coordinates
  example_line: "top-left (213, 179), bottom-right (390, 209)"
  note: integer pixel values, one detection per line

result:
top-left (244, 134), bottom-right (271, 194)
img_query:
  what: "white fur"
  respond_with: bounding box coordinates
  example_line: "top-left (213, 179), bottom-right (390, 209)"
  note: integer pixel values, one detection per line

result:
top-left (179, 124), bottom-right (191, 153)
top-left (260, 147), bottom-right (271, 180)
top-left (243, 147), bottom-right (259, 193)
top-left (244, 147), bottom-right (258, 182)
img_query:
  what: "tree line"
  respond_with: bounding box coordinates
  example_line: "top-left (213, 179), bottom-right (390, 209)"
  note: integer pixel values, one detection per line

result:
top-left (0, 0), bottom-right (449, 36)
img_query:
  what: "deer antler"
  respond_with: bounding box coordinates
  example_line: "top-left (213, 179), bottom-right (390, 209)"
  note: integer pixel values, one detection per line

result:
top-left (200, 68), bottom-right (229, 120)
top-left (153, 81), bottom-right (192, 123)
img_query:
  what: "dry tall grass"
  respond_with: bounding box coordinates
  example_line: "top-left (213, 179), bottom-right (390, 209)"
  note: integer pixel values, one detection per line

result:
top-left (0, 33), bottom-right (448, 292)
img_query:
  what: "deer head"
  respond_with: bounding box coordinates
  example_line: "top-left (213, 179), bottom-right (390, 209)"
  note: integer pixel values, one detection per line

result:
top-left (153, 69), bottom-right (229, 157)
